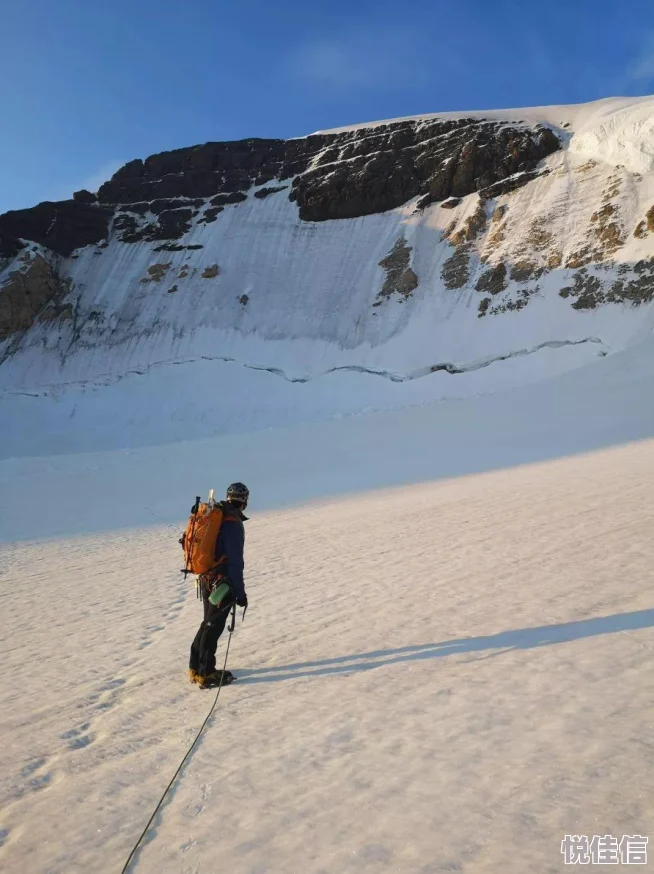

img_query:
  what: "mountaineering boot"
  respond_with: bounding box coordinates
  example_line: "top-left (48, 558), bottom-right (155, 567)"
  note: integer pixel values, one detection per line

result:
top-left (189, 669), bottom-right (200, 684)
top-left (196, 669), bottom-right (236, 688)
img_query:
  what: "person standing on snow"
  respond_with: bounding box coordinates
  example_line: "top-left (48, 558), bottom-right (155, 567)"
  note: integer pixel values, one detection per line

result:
top-left (188, 482), bottom-right (249, 688)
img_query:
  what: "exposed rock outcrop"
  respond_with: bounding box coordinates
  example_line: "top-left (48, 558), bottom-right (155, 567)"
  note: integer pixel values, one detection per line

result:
top-left (559, 261), bottom-right (654, 309)
top-left (0, 118), bottom-right (560, 255)
top-left (73, 189), bottom-right (98, 204)
top-left (375, 238), bottom-right (419, 303)
top-left (292, 120), bottom-right (559, 221)
top-left (0, 200), bottom-right (111, 257)
top-left (0, 253), bottom-right (70, 340)
top-left (475, 262), bottom-right (508, 295)
top-left (254, 186), bottom-right (288, 200)
top-left (140, 263), bottom-right (172, 283)
top-left (441, 246), bottom-right (472, 290)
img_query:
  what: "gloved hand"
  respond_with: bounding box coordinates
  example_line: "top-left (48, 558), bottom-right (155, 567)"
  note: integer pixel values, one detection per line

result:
top-left (236, 592), bottom-right (248, 609)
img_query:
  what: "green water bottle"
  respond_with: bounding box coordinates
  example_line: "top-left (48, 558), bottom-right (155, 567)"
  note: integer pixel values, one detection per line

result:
top-left (209, 581), bottom-right (232, 607)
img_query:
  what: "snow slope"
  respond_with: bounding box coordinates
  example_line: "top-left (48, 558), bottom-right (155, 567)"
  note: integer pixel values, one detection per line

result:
top-left (3, 189), bottom-right (631, 388)
top-left (1, 265), bottom-right (654, 874)
top-left (1, 425), bottom-right (654, 873)
top-left (0, 338), bottom-right (607, 458)
top-left (2, 327), bottom-right (654, 541)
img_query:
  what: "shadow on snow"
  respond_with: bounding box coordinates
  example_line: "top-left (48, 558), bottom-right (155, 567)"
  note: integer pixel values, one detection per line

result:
top-left (237, 608), bottom-right (654, 684)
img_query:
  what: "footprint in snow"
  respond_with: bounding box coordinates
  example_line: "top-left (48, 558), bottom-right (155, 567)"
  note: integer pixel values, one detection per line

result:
top-left (61, 722), bottom-right (90, 740)
top-left (101, 677), bottom-right (126, 691)
top-left (61, 723), bottom-right (94, 749)
top-left (68, 734), bottom-right (93, 750)
top-left (20, 757), bottom-right (47, 777)
top-left (29, 773), bottom-right (51, 791)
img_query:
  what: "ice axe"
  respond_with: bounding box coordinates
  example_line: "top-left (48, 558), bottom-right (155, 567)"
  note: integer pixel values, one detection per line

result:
top-left (180, 495), bottom-right (201, 581)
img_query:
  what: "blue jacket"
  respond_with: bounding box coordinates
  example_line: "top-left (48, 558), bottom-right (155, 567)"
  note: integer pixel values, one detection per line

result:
top-left (213, 507), bottom-right (246, 601)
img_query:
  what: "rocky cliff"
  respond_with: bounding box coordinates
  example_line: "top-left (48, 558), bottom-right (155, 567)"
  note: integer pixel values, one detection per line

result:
top-left (1, 96), bottom-right (654, 402)
top-left (0, 116), bottom-right (558, 265)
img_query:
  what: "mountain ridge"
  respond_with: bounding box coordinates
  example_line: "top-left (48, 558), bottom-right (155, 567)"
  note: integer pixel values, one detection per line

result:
top-left (1, 96), bottom-right (654, 446)
top-left (0, 115), bottom-right (559, 258)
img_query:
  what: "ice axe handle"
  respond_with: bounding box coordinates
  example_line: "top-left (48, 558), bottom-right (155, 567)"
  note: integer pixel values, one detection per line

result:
top-left (181, 497), bottom-right (202, 579)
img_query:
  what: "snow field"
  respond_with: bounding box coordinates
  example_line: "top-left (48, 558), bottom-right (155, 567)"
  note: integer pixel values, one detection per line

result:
top-left (2, 438), bottom-right (654, 873)
top-left (3, 329), bottom-right (654, 544)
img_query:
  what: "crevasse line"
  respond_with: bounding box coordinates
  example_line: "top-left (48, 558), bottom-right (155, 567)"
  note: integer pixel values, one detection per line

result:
top-left (0, 337), bottom-right (606, 398)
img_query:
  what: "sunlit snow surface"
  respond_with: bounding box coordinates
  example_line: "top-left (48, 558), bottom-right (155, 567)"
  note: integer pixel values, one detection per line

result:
top-left (1, 341), bottom-right (654, 871)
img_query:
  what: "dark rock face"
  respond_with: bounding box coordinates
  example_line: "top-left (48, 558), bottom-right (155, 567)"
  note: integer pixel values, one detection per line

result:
top-left (0, 200), bottom-right (112, 257)
top-left (376, 237), bottom-right (419, 303)
top-left (479, 169), bottom-right (547, 200)
top-left (117, 198), bottom-right (205, 216)
top-left (291, 120), bottom-right (560, 221)
top-left (153, 242), bottom-right (204, 253)
top-left (150, 208), bottom-right (194, 241)
top-left (197, 207), bottom-right (223, 225)
top-left (210, 192), bottom-right (247, 207)
top-left (475, 262), bottom-right (508, 294)
top-left (73, 189), bottom-right (98, 204)
top-left (0, 117), bottom-right (561, 256)
top-left (254, 186), bottom-right (288, 200)
top-left (97, 119), bottom-right (559, 226)
top-left (441, 247), bottom-right (471, 290)
top-left (96, 138), bottom-right (314, 205)
top-left (0, 232), bottom-right (26, 258)
top-left (113, 206), bottom-right (196, 243)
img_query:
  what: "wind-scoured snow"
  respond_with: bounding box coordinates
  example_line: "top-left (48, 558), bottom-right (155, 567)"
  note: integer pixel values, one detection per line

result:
top-left (567, 99), bottom-right (654, 174)
top-left (317, 95), bottom-right (654, 141)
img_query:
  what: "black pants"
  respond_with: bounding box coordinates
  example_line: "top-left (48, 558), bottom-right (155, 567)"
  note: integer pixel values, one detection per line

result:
top-left (189, 590), bottom-right (233, 677)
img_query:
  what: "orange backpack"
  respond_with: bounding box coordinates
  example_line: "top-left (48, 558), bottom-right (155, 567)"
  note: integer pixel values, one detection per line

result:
top-left (181, 493), bottom-right (228, 576)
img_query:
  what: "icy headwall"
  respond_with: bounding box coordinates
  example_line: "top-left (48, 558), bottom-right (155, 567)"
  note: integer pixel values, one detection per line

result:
top-left (1, 96), bottom-right (654, 399)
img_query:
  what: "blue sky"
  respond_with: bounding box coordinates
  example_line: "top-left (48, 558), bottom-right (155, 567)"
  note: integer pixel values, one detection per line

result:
top-left (1, 0), bottom-right (653, 213)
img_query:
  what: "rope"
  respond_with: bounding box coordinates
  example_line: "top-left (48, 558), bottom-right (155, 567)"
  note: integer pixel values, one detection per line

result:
top-left (120, 609), bottom-right (235, 874)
